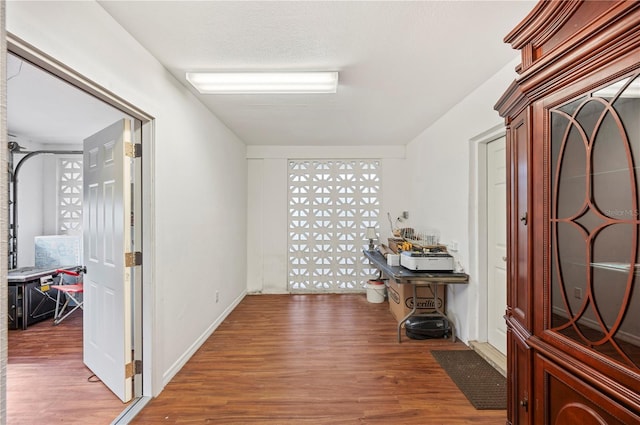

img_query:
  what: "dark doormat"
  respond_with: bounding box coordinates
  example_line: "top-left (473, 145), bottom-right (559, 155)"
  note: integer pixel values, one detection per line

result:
top-left (431, 350), bottom-right (506, 410)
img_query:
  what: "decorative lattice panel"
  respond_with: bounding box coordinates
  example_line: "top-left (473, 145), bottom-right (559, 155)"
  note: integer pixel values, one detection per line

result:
top-left (288, 159), bottom-right (380, 292)
top-left (58, 158), bottom-right (83, 234)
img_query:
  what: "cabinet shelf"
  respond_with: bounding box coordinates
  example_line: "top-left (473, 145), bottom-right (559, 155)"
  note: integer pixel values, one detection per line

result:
top-left (590, 262), bottom-right (640, 275)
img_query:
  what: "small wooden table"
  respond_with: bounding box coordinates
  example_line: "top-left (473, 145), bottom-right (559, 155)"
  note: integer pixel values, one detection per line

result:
top-left (363, 249), bottom-right (469, 342)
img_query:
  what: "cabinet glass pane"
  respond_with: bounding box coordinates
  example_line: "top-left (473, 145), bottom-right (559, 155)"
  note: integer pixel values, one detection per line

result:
top-left (550, 73), bottom-right (640, 371)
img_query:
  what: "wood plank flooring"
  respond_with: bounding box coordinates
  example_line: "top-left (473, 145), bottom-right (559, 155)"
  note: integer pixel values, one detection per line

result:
top-left (8, 294), bottom-right (507, 424)
top-left (132, 294), bottom-right (506, 424)
top-left (7, 311), bottom-right (127, 425)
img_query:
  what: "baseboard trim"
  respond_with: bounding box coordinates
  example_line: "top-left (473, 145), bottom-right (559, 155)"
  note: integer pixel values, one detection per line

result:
top-left (162, 290), bottom-right (247, 387)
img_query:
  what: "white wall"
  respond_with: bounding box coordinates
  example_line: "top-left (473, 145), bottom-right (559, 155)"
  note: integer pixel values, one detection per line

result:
top-left (7, 0), bottom-right (248, 396)
top-left (245, 58), bottom-right (521, 344)
top-left (247, 146), bottom-right (407, 293)
top-left (405, 57), bottom-right (520, 344)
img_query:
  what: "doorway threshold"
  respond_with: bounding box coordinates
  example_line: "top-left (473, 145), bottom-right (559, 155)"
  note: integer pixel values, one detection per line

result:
top-left (468, 341), bottom-right (506, 377)
top-left (111, 396), bottom-right (152, 424)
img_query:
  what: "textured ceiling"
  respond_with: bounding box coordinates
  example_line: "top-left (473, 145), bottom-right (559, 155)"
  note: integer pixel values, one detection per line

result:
top-left (8, 1), bottom-right (537, 147)
top-left (97, 1), bottom-right (535, 146)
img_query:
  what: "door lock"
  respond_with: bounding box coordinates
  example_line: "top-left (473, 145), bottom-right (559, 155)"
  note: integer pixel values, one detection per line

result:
top-left (520, 212), bottom-right (528, 225)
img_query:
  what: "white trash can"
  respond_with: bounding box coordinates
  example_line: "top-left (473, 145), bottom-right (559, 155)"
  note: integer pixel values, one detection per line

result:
top-left (366, 279), bottom-right (386, 303)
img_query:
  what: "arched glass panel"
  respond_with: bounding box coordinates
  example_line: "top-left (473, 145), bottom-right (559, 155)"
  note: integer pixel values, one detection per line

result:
top-left (549, 73), bottom-right (640, 371)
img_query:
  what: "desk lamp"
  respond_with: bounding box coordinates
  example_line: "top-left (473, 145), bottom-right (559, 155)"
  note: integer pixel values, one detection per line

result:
top-left (366, 227), bottom-right (377, 251)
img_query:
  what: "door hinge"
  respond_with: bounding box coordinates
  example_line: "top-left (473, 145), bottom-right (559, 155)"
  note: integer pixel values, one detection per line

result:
top-left (125, 360), bottom-right (143, 378)
top-left (125, 251), bottom-right (142, 267)
top-left (125, 142), bottom-right (142, 158)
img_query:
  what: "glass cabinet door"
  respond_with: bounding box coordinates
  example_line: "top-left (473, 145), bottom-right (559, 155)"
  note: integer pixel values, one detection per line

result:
top-left (549, 70), bottom-right (640, 372)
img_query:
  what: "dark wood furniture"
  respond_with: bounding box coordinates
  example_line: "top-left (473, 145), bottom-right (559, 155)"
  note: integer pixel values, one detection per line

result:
top-left (495, 1), bottom-right (640, 424)
top-left (8, 266), bottom-right (61, 329)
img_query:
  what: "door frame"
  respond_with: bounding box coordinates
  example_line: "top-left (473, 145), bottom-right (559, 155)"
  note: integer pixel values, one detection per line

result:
top-left (469, 124), bottom-right (506, 345)
top-left (4, 34), bottom-right (156, 421)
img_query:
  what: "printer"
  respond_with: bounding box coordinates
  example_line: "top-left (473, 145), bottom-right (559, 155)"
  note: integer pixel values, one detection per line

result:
top-left (400, 250), bottom-right (454, 272)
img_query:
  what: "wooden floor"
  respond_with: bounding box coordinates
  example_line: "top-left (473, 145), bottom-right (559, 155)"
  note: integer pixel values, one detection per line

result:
top-left (7, 311), bottom-right (127, 425)
top-left (132, 294), bottom-right (506, 424)
top-left (8, 294), bottom-right (507, 424)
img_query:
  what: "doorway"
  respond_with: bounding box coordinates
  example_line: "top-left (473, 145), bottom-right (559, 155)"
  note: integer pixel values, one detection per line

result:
top-left (486, 136), bottom-right (507, 354)
top-left (469, 125), bottom-right (507, 370)
top-left (5, 39), bottom-right (152, 422)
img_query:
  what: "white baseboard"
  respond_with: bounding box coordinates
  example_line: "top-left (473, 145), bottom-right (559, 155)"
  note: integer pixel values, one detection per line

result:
top-left (249, 290), bottom-right (289, 295)
top-left (162, 290), bottom-right (247, 387)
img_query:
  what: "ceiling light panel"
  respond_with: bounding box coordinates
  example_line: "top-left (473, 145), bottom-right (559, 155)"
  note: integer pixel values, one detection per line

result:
top-left (185, 71), bottom-right (338, 94)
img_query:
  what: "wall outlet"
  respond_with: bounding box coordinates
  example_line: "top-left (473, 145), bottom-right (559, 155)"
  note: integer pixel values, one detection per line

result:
top-left (449, 241), bottom-right (459, 252)
top-left (574, 287), bottom-right (582, 299)
top-left (402, 211), bottom-right (409, 219)
top-left (216, 290), bottom-right (220, 303)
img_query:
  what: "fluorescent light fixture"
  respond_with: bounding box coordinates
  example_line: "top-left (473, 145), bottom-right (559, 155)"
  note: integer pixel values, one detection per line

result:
top-left (185, 71), bottom-right (338, 94)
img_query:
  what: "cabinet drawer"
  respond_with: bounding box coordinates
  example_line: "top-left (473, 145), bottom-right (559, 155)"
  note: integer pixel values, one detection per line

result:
top-left (535, 354), bottom-right (640, 425)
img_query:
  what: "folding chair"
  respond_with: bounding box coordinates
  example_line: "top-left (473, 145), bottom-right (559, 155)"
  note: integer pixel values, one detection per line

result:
top-left (51, 267), bottom-right (85, 325)
top-left (29, 273), bottom-right (60, 322)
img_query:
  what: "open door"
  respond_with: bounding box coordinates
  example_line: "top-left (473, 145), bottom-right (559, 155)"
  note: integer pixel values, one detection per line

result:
top-left (83, 119), bottom-right (137, 402)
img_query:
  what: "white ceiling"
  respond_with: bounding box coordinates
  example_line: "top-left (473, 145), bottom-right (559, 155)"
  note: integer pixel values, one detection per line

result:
top-left (8, 1), bottom-right (536, 147)
top-left (7, 53), bottom-right (129, 146)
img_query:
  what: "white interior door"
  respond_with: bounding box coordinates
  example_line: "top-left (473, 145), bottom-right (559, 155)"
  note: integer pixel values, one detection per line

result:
top-left (487, 136), bottom-right (507, 355)
top-left (83, 119), bottom-right (134, 402)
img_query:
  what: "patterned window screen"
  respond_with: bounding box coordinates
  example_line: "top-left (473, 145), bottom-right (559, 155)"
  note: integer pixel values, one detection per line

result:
top-left (57, 157), bottom-right (83, 234)
top-left (288, 159), bottom-right (380, 292)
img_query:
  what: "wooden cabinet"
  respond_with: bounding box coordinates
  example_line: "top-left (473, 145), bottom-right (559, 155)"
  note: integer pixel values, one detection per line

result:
top-left (509, 107), bottom-right (532, 332)
top-left (496, 1), bottom-right (640, 424)
top-left (508, 326), bottom-right (532, 425)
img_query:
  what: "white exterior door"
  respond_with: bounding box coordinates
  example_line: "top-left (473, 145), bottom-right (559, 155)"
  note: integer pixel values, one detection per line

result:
top-left (83, 119), bottom-right (134, 402)
top-left (487, 136), bottom-right (507, 355)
